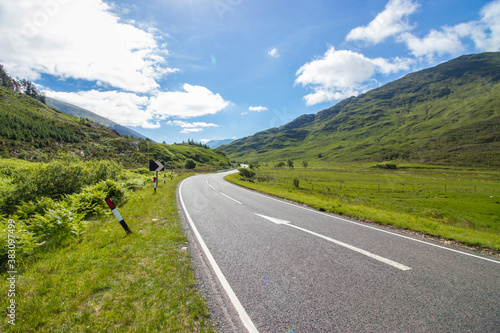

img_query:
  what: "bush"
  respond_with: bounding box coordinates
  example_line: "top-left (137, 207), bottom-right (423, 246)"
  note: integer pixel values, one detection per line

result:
top-left (293, 178), bottom-right (300, 188)
top-left (26, 202), bottom-right (86, 248)
top-left (66, 180), bottom-right (128, 218)
top-left (275, 161), bottom-right (285, 168)
top-left (184, 159), bottom-right (196, 169)
top-left (0, 155), bottom-right (123, 214)
top-left (238, 168), bottom-right (255, 179)
top-left (375, 163), bottom-right (398, 170)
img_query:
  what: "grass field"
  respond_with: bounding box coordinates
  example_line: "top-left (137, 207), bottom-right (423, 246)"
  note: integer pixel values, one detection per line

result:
top-left (227, 163), bottom-right (500, 252)
top-left (0, 174), bottom-right (216, 332)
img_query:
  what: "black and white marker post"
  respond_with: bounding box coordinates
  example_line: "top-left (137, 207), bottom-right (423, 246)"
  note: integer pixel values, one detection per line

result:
top-left (105, 198), bottom-right (132, 235)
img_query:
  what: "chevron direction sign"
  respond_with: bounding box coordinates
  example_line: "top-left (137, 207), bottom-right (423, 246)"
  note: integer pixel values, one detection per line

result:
top-left (149, 160), bottom-right (164, 172)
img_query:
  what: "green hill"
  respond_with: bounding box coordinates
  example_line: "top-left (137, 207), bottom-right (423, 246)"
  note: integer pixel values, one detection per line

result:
top-left (45, 97), bottom-right (149, 140)
top-left (0, 86), bottom-right (230, 168)
top-left (221, 52), bottom-right (500, 168)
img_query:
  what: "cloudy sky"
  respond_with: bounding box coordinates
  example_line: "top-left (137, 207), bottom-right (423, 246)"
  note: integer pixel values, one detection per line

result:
top-left (1, 0), bottom-right (499, 143)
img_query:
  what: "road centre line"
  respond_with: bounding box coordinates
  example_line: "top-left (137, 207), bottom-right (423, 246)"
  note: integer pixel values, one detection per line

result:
top-left (255, 213), bottom-right (411, 271)
top-left (231, 178), bottom-right (500, 265)
top-left (179, 179), bottom-right (259, 333)
top-left (220, 192), bottom-right (242, 205)
top-left (288, 224), bottom-right (411, 271)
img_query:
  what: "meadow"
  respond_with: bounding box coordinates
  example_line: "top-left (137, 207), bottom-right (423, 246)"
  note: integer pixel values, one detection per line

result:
top-left (227, 163), bottom-right (500, 251)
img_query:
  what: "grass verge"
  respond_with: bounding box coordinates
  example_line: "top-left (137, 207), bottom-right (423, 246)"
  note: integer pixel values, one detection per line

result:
top-left (227, 165), bottom-right (500, 252)
top-left (1, 174), bottom-right (216, 332)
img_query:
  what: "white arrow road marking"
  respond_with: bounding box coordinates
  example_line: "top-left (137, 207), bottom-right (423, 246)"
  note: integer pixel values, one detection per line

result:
top-left (254, 213), bottom-right (290, 225)
top-left (255, 213), bottom-right (411, 271)
top-left (221, 192), bottom-right (242, 205)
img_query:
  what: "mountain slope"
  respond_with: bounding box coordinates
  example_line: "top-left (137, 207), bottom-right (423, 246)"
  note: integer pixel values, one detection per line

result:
top-left (220, 52), bottom-right (500, 167)
top-left (0, 86), bottom-right (230, 168)
top-left (45, 97), bottom-right (149, 140)
top-left (206, 139), bottom-right (235, 149)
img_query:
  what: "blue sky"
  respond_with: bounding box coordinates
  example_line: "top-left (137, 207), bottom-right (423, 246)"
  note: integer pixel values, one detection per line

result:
top-left (1, 0), bottom-right (499, 143)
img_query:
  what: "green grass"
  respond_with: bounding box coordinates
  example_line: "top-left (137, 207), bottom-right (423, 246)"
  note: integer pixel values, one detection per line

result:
top-left (227, 164), bottom-right (500, 251)
top-left (0, 174), bottom-right (216, 332)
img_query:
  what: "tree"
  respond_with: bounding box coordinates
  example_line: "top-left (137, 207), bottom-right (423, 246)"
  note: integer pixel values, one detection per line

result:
top-left (302, 160), bottom-right (308, 168)
top-left (287, 159), bottom-right (294, 168)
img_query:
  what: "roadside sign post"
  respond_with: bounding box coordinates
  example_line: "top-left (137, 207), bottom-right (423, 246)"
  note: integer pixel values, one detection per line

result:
top-left (149, 160), bottom-right (164, 193)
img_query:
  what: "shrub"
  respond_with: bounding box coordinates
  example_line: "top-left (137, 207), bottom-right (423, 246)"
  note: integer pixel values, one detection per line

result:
top-left (375, 163), bottom-right (398, 170)
top-left (1, 155), bottom-right (123, 214)
top-left (26, 202), bottom-right (86, 248)
top-left (66, 180), bottom-right (128, 218)
top-left (238, 168), bottom-right (256, 179)
top-left (293, 178), bottom-right (300, 188)
top-left (184, 159), bottom-right (196, 169)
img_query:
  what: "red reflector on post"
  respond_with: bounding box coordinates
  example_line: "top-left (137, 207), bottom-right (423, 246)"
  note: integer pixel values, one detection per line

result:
top-left (105, 198), bottom-right (115, 210)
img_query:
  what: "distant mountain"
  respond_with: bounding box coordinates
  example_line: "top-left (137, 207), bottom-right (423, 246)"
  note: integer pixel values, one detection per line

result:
top-left (0, 86), bottom-right (230, 168)
top-left (220, 52), bottom-right (500, 168)
top-left (206, 139), bottom-right (235, 149)
top-left (45, 97), bottom-right (149, 140)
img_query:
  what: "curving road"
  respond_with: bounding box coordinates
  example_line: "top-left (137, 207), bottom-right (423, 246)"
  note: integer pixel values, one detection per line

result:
top-left (178, 170), bottom-right (500, 332)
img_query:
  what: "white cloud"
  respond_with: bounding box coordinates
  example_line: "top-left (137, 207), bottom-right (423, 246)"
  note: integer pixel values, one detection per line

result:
top-left (46, 85), bottom-right (229, 129)
top-left (346, 0), bottom-right (419, 45)
top-left (398, 0), bottom-right (500, 58)
top-left (148, 84), bottom-right (230, 119)
top-left (248, 106), bottom-right (268, 112)
top-left (167, 120), bottom-right (219, 128)
top-left (180, 128), bottom-right (204, 134)
top-left (474, 0), bottom-right (500, 50)
top-left (165, 121), bottom-right (219, 134)
top-left (0, 0), bottom-right (176, 93)
top-left (46, 89), bottom-right (159, 128)
top-left (295, 47), bottom-right (412, 105)
top-left (268, 48), bottom-right (280, 58)
top-left (398, 28), bottom-right (465, 58)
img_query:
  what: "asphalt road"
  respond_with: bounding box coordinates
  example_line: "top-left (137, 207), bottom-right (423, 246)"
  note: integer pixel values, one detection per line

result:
top-left (178, 171), bottom-right (500, 333)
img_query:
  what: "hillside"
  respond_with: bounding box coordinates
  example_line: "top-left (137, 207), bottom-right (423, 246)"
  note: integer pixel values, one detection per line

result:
top-left (221, 52), bottom-right (500, 167)
top-left (0, 86), bottom-right (230, 168)
top-left (45, 97), bottom-right (149, 140)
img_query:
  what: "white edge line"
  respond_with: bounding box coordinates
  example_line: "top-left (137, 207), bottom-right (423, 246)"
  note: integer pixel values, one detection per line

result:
top-left (224, 177), bottom-right (500, 265)
top-left (179, 179), bottom-right (259, 333)
top-left (220, 192), bottom-right (243, 205)
top-left (288, 224), bottom-right (411, 271)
